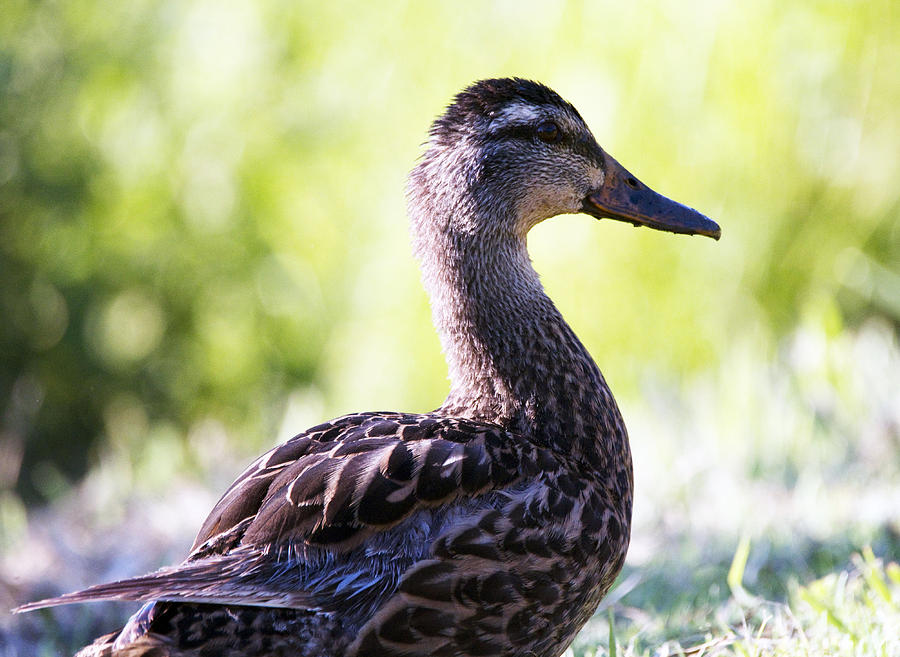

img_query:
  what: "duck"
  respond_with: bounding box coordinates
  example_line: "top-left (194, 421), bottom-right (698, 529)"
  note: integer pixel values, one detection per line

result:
top-left (17, 78), bottom-right (720, 657)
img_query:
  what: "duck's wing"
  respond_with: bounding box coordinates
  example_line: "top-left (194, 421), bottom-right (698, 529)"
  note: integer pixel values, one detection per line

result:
top-left (16, 412), bottom-right (548, 614)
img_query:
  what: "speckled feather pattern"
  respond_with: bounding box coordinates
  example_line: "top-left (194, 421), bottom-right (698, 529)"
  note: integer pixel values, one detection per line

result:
top-left (22, 79), bottom-right (636, 657)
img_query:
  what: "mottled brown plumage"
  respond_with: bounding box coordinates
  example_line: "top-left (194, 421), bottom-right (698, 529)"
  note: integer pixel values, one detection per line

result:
top-left (17, 78), bottom-right (720, 656)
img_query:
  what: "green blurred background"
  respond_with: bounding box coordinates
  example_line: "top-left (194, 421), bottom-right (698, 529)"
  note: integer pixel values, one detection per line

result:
top-left (2, 0), bottom-right (899, 652)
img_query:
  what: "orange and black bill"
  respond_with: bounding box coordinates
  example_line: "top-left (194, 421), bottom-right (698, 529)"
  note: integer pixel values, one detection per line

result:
top-left (583, 153), bottom-right (721, 240)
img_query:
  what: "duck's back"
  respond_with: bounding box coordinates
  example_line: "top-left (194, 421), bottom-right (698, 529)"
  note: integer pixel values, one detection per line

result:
top-left (70, 411), bottom-right (629, 657)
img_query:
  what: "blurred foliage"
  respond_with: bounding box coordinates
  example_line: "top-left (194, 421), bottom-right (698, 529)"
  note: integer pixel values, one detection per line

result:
top-left (0, 0), bottom-right (898, 504)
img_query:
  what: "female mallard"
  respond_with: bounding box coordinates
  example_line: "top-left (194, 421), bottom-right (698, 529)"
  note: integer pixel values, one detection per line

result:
top-left (18, 78), bottom-right (720, 657)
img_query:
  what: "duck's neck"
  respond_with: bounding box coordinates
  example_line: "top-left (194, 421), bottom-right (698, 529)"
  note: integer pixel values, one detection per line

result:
top-left (409, 176), bottom-right (629, 473)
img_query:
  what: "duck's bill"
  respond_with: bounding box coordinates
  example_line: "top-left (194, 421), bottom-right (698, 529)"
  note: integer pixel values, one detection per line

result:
top-left (582, 154), bottom-right (721, 240)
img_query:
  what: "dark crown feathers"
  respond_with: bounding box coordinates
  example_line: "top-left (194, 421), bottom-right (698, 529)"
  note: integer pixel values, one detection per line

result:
top-left (429, 78), bottom-right (581, 143)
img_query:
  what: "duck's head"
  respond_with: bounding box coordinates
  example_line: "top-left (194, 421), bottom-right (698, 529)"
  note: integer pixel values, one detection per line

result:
top-left (409, 78), bottom-right (720, 243)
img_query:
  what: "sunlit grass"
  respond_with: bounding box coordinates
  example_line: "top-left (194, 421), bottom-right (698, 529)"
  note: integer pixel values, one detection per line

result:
top-left (575, 546), bottom-right (900, 657)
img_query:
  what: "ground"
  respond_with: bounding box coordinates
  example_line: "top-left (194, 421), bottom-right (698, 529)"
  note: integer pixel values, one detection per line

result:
top-left (2, 320), bottom-right (899, 656)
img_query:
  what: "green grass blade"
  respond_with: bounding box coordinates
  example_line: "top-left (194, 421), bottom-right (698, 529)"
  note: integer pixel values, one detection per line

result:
top-left (608, 609), bottom-right (617, 657)
top-left (857, 547), bottom-right (894, 607)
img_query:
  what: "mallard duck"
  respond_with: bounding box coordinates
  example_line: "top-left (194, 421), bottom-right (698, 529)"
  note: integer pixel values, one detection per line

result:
top-left (17, 78), bottom-right (720, 657)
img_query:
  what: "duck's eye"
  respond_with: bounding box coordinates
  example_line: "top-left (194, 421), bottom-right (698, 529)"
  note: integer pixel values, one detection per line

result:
top-left (535, 121), bottom-right (561, 144)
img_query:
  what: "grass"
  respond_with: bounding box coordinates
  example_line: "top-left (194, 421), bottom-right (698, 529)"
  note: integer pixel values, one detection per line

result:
top-left (572, 546), bottom-right (900, 657)
top-left (2, 318), bottom-right (898, 655)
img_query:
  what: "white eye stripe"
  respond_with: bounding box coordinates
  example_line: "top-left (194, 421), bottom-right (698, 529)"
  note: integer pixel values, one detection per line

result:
top-left (489, 102), bottom-right (584, 139)
top-left (491, 102), bottom-right (544, 126)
